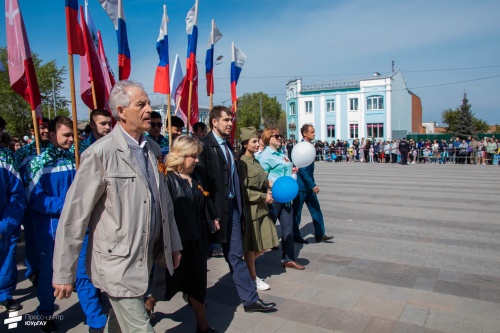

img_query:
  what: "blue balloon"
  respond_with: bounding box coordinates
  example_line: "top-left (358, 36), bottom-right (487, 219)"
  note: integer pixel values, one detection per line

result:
top-left (272, 176), bottom-right (299, 203)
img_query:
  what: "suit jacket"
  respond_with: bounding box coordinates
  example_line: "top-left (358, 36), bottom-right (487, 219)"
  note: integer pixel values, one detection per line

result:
top-left (195, 131), bottom-right (246, 243)
top-left (297, 161), bottom-right (316, 193)
top-left (52, 126), bottom-right (182, 298)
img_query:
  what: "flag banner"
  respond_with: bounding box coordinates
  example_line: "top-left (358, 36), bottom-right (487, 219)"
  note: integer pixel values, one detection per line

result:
top-left (65, 0), bottom-right (84, 55)
top-left (97, 31), bottom-right (116, 111)
top-left (230, 42), bottom-right (246, 105)
top-left (171, 54), bottom-right (184, 108)
top-left (205, 19), bottom-right (222, 96)
top-left (177, 64), bottom-right (199, 128)
top-left (5, 0), bottom-right (42, 117)
top-left (185, 0), bottom-right (198, 82)
top-left (154, 4), bottom-right (170, 94)
top-left (98, 0), bottom-right (131, 80)
top-left (80, 6), bottom-right (106, 109)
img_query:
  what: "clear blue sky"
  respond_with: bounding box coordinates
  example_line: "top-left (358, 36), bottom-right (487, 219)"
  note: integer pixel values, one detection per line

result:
top-left (1, 0), bottom-right (499, 124)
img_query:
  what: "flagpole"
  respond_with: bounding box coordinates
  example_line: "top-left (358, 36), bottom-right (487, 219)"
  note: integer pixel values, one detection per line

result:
top-left (187, 80), bottom-right (193, 134)
top-left (68, 55), bottom-right (80, 168)
top-left (209, 93), bottom-right (213, 110)
top-left (91, 80), bottom-right (98, 109)
top-left (30, 110), bottom-right (41, 155)
top-left (167, 94), bottom-right (172, 142)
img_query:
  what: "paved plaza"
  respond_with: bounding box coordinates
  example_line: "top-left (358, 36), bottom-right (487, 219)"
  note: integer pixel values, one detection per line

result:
top-left (3, 163), bottom-right (500, 333)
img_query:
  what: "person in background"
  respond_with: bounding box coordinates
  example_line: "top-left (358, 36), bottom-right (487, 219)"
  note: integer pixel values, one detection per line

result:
top-left (145, 111), bottom-right (169, 157)
top-left (0, 117), bottom-right (26, 312)
top-left (238, 127), bottom-right (279, 291)
top-left (146, 135), bottom-right (218, 333)
top-left (79, 109), bottom-right (113, 154)
top-left (8, 138), bottom-right (22, 152)
top-left (292, 124), bottom-right (334, 244)
top-left (192, 122), bottom-right (208, 140)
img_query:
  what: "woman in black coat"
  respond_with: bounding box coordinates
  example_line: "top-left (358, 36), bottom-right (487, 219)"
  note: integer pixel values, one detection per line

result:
top-left (145, 135), bottom-right (218, 333)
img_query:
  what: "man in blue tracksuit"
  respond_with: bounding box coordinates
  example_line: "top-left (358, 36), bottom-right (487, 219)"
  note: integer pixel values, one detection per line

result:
top-left (74, 109), bottom-right (111, 333)
top-left (292, 124), bottom-right (334, 244)
top-left (14, 117), bottom-right (51, 285)
top-left (25, 116), bottom-right (78, 332)
top-left (0, 117), bottom-right (26, 312)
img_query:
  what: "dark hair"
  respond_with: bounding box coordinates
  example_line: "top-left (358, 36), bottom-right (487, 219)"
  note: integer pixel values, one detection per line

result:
top-left (193, 122), bottom-right (207, 132)
top-left (151, 111), bottom-right (162, 119)
top-left (239, 139), bottom-right (249, 157)
top-left (209, 105), bottom-right (233, 129)
top-left (48, 116), bottom-right (73, 133)
top-left (84, 124), bottom-right (92, 135)
top-left (300, 124), bottom-right (313, 136)
top-left (8, 137), bottom-right (20, 152)
top-left (167, 115), bottom-right (185, 129)
top-left (30, 117), bottom-right (50, 130)
top-left (90, 109), bottom-right (112, 123)
top-left (0, 116), bottom-right (6, 130)
top-left (1, 132), bottom-right (11, 145)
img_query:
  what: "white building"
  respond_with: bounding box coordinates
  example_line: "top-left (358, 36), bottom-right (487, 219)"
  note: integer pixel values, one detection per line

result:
top-left (285, 71), bottom-right (422, 143)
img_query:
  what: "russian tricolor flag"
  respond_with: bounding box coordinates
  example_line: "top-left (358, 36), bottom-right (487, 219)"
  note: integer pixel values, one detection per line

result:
top-left (185, 0), bottom-right (198, 82)
top-left (230, 42), bottom-right (246, 105)
top-left (205, 19), bottom-right (222, 96)
top-left (154, 4), bottom-right (169, 94)
top-left (98, 0), bottom-right (131, 80)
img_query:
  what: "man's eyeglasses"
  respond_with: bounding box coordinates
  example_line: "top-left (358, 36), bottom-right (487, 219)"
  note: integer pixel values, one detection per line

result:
top-left (271, 134), bottom-right (282, 139)
top-left (150, 122), bottom-right (163, 128)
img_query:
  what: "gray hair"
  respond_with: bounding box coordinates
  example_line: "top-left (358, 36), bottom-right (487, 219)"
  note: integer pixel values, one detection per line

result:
top-left (108, 80), bottom-right (144, 121)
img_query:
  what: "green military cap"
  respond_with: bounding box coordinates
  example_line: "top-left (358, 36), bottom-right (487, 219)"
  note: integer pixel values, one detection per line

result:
top-left (240, 126), bottom-right (258, 142)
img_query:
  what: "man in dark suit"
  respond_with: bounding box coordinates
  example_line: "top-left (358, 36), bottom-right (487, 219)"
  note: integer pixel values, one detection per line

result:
top-left (399, 137), bottom-right (409, 165)
top-left (195, 106), bottom-right (276, 313)
top-left (293, 124), bottom-right (334, 243)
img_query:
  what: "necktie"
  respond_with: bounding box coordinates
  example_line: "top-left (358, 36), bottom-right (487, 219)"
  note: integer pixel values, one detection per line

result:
top-left (222, 141), bottom-right (234, 198)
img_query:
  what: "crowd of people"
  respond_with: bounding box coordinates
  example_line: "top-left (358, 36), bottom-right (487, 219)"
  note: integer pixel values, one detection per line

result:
top-left (283, 136), bottom-right (500, 165)
top-left (0, 80), bottom-right (334, 333)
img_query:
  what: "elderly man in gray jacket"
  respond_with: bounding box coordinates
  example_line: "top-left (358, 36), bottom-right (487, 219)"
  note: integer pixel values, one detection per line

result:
top-left (52, 81), bottom-right (182, 333)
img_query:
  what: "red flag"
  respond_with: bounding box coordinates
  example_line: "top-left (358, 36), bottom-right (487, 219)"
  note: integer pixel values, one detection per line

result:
top-left (65, 0), bottom-right (84, 55)
top-left (5, 0), bottom-right (42, 117)
top-left (80, 6), bottom-right (106, 109)
top-left (177, 65), bottom-right (199, 129)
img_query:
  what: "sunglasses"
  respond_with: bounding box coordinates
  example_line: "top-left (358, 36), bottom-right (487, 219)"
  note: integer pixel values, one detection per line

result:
top-left (271, 134), bottom-right (283, 139)
top-left (150, 122), bottom-right (163, 128)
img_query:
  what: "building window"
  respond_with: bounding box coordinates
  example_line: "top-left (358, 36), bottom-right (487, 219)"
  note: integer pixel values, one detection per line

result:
top-left (290, 102), bottom-right (295, 116)
top-left (305, 101), bottom-right (313, 114)
top-left (367, 95), bottom-right (384, 110)
top-left (367, 123), bottom-right (384, 138)
top-left (349, 124), bottom-right (359, 139)
top-left (326, 99), bottom-right (335, 112)
top-left (327, 125), bottom-right (335, 138)
top-left (349, 98), bottom-right (358, 111)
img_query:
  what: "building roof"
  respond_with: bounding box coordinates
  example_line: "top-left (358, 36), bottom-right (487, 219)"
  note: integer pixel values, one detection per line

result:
top-left (299, 71), bottom-right (398, 93)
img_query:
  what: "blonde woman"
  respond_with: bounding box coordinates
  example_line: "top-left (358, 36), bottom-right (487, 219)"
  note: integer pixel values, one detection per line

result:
top-left (146, 135), bottom-right (219, 333)
top-left (238, 127), bottom-right (279, 291)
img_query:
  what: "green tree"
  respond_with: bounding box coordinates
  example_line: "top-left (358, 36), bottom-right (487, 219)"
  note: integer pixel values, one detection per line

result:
top-left (236, 92), bottom-right (286, 134)
top-left (0, 47), bottom-right (69, 138)
top-left (441, 92), bottom-right (489, 138)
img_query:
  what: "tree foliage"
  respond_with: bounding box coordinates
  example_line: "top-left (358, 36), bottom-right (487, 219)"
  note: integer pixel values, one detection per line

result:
top-left (0, 47), bottom-right (69, 138)
top-left (440, 92), bottom-right (489, 138)
top-left (236, 92), bottom-right (286, 134)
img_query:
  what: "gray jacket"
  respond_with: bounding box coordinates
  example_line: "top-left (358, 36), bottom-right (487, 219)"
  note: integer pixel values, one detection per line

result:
top-left (52, 126), bottom-right (182, 297)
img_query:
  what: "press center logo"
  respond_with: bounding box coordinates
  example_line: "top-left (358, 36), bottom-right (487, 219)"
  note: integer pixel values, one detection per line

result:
top-left (3, 311), bottom-right (22, 329)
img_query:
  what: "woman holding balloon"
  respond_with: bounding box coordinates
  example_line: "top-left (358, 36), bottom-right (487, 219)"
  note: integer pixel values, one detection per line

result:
top-left (238, 127), bottom-right (279, 290)
top-left (256, 128), bottom-right (305, 270)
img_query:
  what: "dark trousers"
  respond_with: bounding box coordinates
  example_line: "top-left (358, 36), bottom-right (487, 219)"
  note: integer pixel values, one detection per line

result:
top-left (293, 191), bottom-right (326, 239)
top-left (221, 199), bottom-right (259, 306)
top-left (400, 151), bottom-right (408, 165)
top-left (268, 202), bottom-right (295, 262)
top-left (391, 153), bottom-right (397, 163)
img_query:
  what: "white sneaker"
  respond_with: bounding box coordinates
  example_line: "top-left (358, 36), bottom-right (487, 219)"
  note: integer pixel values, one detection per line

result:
top-left (254, 277), bottom-right (270, 291)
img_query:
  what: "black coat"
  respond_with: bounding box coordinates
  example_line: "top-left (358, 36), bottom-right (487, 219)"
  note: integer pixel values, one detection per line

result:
top-left (166, 172), bottom-right (217, 242)
top-left (195, 131), bottom-right (247, 243)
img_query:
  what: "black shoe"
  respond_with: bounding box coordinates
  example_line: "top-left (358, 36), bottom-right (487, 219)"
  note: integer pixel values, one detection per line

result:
top-left (40, 319), bottom-right (57, 333)
top-left (196, 326), bottom-right (218, 333)
top-left (244, 299), bottom-right (276, 313)
top-left (271, 246), bottom-right (279, 250)
top-left (293, 237), bottom-right (309, 244)
top-left (315, 235), bottom-right (334, 242)
top-left (208, 248), bottom-right (224, 258)
top-left (0, 299), bottom-right (22, 312)
top-left (89, 327), bottom-right (105, 333)
top-left (29, 272), bottom-right (39, 286)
